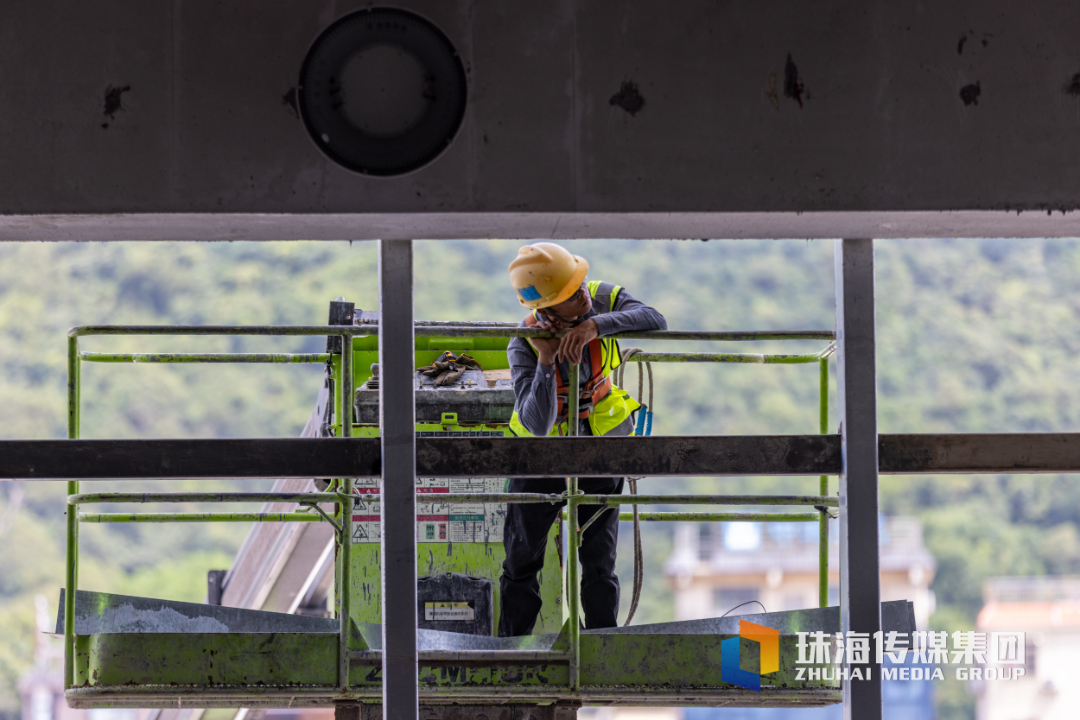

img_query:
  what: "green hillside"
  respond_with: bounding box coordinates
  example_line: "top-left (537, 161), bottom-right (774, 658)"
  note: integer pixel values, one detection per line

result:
top-left (3, 237), bottom-right (1080, 719)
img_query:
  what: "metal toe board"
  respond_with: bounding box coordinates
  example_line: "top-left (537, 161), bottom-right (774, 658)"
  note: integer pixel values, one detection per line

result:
top-left (56, 589), bottom-right (339, 635)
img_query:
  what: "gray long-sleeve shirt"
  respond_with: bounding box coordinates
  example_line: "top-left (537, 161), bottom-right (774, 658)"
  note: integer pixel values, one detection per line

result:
top-left (508, 285), bottom-right (667, 436)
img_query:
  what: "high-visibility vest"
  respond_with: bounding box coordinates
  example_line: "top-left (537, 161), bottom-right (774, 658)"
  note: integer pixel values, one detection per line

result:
top-left (508, 281), bottom-right (641, 438)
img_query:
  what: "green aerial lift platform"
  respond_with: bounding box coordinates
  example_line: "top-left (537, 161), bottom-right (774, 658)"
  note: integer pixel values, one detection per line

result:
top-left (56, 301), bottom-right (916, 717)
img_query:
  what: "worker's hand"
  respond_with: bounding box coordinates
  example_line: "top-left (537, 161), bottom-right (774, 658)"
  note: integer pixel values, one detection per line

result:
top-left (557, 318), bottom-right (599, 365)
top-left (530, 314), bottom-right (562, 365)
top-left (532, 314), bottom-right (560, 334)
top-left (531, 336), bottom-right (560, 366)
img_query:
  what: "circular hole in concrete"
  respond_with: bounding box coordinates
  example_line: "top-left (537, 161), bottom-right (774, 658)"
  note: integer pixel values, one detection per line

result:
top-left (337, 43), bottom-right (430, 137)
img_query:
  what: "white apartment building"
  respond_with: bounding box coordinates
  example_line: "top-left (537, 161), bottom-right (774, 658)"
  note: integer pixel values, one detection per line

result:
top-left (976, 576), bottom-right (1080, 720)
top-left (666, 516), bottom-right (937, 630)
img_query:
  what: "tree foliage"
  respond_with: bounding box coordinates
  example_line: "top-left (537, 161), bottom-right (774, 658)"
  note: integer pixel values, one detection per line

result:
top-left (2, 238), bottom-right (1079, 720)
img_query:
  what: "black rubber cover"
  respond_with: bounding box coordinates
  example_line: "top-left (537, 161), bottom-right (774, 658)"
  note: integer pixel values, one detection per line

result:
top-left (417, 573), bottom-right (494, 637)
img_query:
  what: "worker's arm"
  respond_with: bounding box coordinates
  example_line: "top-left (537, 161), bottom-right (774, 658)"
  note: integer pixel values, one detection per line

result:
top-left (591, 287), bottom-right (668, 336)
top-left (508, 334), bottom-right (559, 437)
top-left (555, 287), bottom-right (667, 365)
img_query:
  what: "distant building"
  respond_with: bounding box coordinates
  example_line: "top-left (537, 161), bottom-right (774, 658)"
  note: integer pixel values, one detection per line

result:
top-left (666, 516), bottom-right (936, 630)
top-left (18, 596), bottom-right (83, 720)
top-left (665, 516), bottom-right (937, 720)
top-left (17, 595), bottom-right (141, 720)
top-left (975, 576), bottom-right (1080, 720)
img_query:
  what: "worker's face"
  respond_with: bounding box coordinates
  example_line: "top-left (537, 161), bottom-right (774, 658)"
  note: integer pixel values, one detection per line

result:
top-left (538, 286), bottom-right (591, 327)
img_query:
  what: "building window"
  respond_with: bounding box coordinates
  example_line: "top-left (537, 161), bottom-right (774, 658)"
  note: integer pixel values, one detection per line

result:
top-left (723, 523), bottom-right (762, 552)
top-left (784, 592), bottom-right (808, 611)
top-left (30, 688), bottom-right (52, 720)
top-left (768, 522), bottom-right (798, 545)
top-left (88, 710), bottom-right (139, 720)
top-left (698, 524), bottom-right (713, 560)
top-left (715, 587), bottom-right (761, 616)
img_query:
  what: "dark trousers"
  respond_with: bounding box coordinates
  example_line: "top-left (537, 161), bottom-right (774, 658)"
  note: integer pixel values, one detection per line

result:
top-left (498, 476), bottom-right (625, 637)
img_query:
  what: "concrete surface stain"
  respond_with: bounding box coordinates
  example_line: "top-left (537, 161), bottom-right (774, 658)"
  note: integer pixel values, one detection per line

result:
top-left (1064, 73), bottom-right (1080, 97)
top-left (959, 82), bottom-right (981, 106)
top-left (958, 32), bottom-right (989, 54)
top-left (609, 80), bottom-right (645, 116)
top-left (783, 54), bottom-right (805, 108)
top-left (101, 84), bottom-right (131, 129)
top-left (765, 73), bottom-right (779, 109)
top-left (281, 87), bottom-right (299, 119)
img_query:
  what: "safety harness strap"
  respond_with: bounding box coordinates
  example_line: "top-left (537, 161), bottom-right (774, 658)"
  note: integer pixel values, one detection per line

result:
top-left (523, 314), bottom-right (611, 420)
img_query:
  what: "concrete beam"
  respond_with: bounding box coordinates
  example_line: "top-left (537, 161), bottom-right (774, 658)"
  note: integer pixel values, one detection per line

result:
top-left (3, 212), bottom-right (1080, 242)
top-left (2, 1), bottom-right (1080, 239)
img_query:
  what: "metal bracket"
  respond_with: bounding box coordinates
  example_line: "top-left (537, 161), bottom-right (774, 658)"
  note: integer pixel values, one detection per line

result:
top-left (300, 501), bottom-right (343, 536)
top-left (577, 506), bottom-right (614, 536)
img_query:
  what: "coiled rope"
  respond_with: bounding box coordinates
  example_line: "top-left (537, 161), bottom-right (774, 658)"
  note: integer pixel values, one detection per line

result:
top-left (615, 347), bottom-right (654, 626)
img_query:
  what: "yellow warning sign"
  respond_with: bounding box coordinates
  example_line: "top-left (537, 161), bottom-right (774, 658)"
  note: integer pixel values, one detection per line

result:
top-left (424, 602), bottom-right (474, 621)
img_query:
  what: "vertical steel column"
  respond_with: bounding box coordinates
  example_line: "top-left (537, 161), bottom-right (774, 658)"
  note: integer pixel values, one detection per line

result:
top-left (818, 357), bottom-right (830, 608)
top-left (64, 336), bottom-right (79, 688)
top-left (565, 363), bottom-right (581, 690)
top-left (834, 239), bottom-right (882, 719)
top-left (379, 240), bottom-right (417, 720)
top-left (339, 334), bottom-right (353, 692)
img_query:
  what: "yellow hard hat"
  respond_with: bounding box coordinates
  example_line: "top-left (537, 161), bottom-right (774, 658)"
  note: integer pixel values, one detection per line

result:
top-left (508, 242), bottom-right (589, 309)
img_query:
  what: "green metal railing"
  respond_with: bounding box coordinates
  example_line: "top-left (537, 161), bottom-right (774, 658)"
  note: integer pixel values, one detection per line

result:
top-left (63, 322), bottom-right (837, 694)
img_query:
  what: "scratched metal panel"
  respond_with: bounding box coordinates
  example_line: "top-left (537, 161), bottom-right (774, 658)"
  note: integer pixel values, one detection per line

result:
top-left (586, 600), bottom-right (916, 636)
top-left (56, 589), bottom-right (338, 635)
top-left (579, 634), bottom-right (837, 691)
top-left (74, 632), bottom-right (336, 687)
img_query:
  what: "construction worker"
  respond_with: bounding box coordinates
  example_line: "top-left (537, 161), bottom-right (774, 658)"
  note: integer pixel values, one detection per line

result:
top-left (499, 242), bottom-right (667, 636)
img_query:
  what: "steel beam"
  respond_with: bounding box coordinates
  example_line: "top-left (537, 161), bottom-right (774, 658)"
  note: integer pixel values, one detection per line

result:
top-left (878, 433), bottom-right (1080, 474)
top-left (14, 434), bottom-right (1080, 480)
top-left (0, 436), bottom-right (836, 479)
top-left (834, 239), bottom-right (881, 719)
top-left (379, 240), bottom-right (418, 720)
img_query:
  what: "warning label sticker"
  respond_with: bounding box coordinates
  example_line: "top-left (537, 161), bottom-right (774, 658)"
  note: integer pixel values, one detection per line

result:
top-left (424, 602), bottom-right (475, 622)
top-left (351, 477), bottom-right (507, 544)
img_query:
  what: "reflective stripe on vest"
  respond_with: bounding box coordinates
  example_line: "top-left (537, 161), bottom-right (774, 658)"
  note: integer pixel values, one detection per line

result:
top-left (511, 281), bottom-right (636, 437)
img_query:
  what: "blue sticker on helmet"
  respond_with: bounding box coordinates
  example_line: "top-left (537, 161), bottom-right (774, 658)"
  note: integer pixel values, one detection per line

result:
top-left (518, 285), bottom-right (542, 301)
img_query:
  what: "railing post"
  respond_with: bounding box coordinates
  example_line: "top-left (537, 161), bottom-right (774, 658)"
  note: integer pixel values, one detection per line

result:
top-left (834, 239), bottom-right (882, 719)
top-left (566, 363), bottom-right (581, 690)
top-left (64, 335), bottom-right (79, 689)
top-left (339, 333), bottom-right (353, 692)
top-left (379, 240), bottom-right (418, 720)
top-left (818, 356), bottom-right (830, 608)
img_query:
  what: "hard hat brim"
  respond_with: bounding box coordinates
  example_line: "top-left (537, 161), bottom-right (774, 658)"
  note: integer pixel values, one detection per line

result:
top-left (519, 255), bottom-right (589, 309)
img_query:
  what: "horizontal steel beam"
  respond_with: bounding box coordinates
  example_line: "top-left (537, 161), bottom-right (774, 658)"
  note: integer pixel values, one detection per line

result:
top-left (878, 433), bottom-right (1080, 474)
top-left (4, 434), bottom-right (1080, 481)
top-left (0, 436), bottom-right (837, 479)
